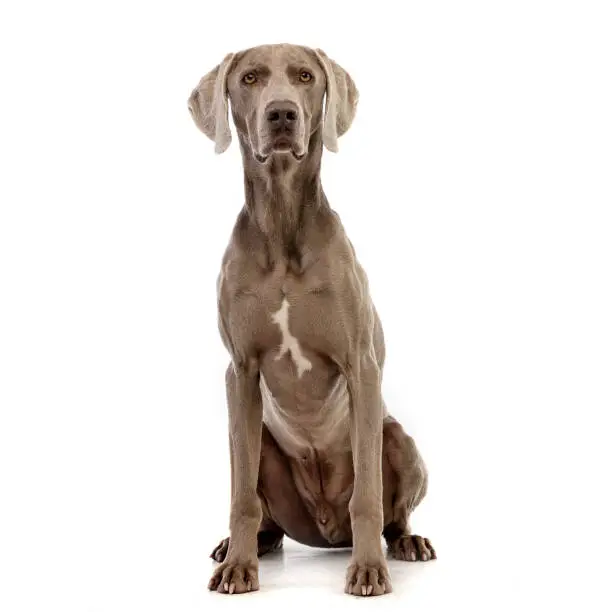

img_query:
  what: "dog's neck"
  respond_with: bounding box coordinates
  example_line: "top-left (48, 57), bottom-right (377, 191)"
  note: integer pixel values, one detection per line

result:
top-left (239, 129), bottom-right (330, 267)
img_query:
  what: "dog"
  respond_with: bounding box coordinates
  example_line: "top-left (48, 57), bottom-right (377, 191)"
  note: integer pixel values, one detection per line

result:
top-left (188, 43), bottom-right (435, 597)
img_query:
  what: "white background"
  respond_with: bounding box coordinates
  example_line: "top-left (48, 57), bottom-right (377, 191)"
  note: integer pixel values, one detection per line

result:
top-left (1, 1), bottom-right (611, 610)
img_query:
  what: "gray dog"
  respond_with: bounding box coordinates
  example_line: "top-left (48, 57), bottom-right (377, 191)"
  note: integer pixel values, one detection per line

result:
top-left (188, 43), bottom-right (435, 597)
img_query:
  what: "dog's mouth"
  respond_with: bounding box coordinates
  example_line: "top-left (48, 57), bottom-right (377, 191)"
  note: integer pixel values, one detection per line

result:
top-left (254, 150), bottom-right (306, 163)
top-left (255, 137), bottom-right (306, 163)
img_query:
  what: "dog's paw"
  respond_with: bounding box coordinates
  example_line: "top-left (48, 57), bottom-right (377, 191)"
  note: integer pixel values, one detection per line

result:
top-left (345, 559), bottom-right (392, 596)
top-left (210, 532), bottom-right (283, 562)
top-left (388, 534), bottom-right (436, 562)
top-left (210, 538), bottom-right (230, 563)
top-left (208, 558), bottom-right (259, 594)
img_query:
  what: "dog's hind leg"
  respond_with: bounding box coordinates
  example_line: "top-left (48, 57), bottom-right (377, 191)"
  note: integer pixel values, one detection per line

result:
top-left (382, 416), bottom-right (436, 562)
top-left (210, 516), bottom-right (284, 562)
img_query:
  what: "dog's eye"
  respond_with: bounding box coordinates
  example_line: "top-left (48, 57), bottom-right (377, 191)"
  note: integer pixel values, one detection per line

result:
top-left (243, 72), bottom-right (257, 85)
top-left (299, 71), bottom-right (313, 83)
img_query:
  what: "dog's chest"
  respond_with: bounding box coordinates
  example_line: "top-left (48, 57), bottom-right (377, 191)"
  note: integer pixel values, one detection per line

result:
top-left (220, 258), bottom-right (353, 457)
top-left (258, 287), bottom-right (351, 458)
top-left (221, 256), bottom-right (349, 364)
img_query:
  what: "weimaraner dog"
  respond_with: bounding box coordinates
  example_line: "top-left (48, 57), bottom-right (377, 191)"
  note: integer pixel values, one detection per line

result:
top-left (188, 43), bottom-right (435, 597)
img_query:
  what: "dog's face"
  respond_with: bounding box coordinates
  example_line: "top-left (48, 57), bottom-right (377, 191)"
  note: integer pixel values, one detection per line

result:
top-left (188, 44), bottom-right (358, 161)
top-left (227, 45), bottom-right (326, 163)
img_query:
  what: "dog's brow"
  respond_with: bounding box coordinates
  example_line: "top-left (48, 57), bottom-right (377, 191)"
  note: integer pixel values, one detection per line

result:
top-left (286, 62), bottom-right (316, 74)
top-left (238, 62), bottom-right (270, 75)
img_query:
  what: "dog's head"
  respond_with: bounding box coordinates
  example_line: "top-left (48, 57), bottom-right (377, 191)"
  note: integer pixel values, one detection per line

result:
top-left (188, 44), bottom-right (358, 162)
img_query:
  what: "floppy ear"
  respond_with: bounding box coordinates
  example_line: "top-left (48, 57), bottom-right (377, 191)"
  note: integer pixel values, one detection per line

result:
top-left (187, 53), bottom-right (235, 154)
top-left (314, 49), bottom-right (359, 153)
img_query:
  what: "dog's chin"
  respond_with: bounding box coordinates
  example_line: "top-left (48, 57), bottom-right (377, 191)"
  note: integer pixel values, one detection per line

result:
top-left (255, 141), bottom-right (306, 164)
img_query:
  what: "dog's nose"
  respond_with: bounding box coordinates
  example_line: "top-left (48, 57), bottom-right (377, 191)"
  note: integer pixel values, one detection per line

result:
top-left (266, 102), bottom-right (298, 129)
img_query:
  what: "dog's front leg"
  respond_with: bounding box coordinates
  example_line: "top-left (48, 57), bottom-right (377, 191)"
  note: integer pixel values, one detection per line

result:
top-left (208, 360), bottom-right (263, 595)
top-left (344, 354), bottom-right (392, 596)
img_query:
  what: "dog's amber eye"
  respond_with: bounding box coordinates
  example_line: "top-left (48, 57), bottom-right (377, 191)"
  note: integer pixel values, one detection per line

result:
top-left (299, 71), bottom-right (313, 83)
top-left (243, 72), bottom-right (257, 85)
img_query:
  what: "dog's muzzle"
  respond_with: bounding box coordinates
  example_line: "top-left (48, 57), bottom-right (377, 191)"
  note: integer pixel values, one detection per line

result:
top-left (256, 100), bottom-right (306, 162)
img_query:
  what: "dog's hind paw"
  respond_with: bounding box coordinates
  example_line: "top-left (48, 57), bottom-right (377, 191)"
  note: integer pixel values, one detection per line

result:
top-left (210, 538), bottom-right (230, 563)
top-left (388, 534), bottom-right (436, 561)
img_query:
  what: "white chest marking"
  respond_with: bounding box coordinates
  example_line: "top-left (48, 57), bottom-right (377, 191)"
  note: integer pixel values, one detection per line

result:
top-left (271, 298), bottom-right (312, 378)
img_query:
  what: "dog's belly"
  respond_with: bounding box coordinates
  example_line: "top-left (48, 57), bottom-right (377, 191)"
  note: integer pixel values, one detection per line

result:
top-left (260, 367), bottom-right (351, 459)
top-left (260, 360), bottom-right (354, 545)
